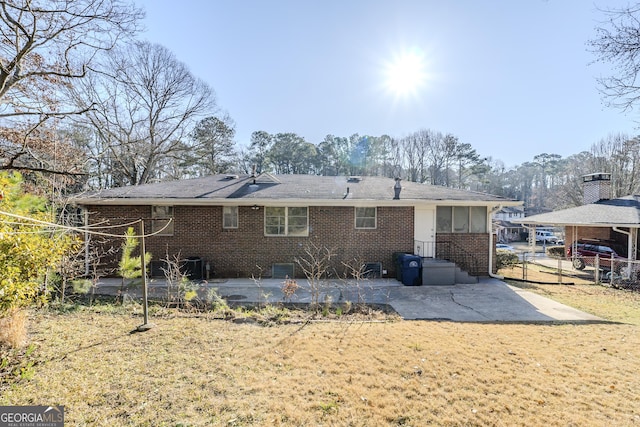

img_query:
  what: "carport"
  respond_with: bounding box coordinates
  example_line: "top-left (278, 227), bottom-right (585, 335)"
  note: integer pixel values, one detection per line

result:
top-left (513, 191), bottom-right (640, 286)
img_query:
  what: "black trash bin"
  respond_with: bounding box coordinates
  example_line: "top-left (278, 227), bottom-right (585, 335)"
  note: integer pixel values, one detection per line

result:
top-left (182, 256), bottom-right (203, 280)
top-left (400, 254), bottom-right (422, 286)
top-left (393, 252), bottom-right (407, 281)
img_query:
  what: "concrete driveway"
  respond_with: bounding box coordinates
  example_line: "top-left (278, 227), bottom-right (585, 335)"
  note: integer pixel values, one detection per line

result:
top-left (388, 279), bottom-right (601, 321)
top-left (92, 276), bottom-right (602, 322)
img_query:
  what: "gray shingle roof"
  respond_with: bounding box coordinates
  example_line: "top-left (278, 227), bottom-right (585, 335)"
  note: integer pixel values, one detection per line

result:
top-left (514, 196), bottom-right (640, 227)
top-left (70, 174), bottom-right (518, 206)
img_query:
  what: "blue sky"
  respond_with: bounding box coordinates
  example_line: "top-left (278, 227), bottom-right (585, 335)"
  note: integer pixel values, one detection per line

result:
top-left (136, 0), bottom-right (637, 167)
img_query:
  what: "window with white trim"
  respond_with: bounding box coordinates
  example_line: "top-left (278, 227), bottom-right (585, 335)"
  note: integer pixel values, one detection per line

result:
top-left (436, 206), bottom-right (487, 233)
top-left (151, 206), bottom-right (174, 235)
top-left (355, 207), bottom-right (376, 229)
top-left (469, 206), bottom-right (487, 232)
top-left (265, 207), bottom-right (308, 236)
top-left (223, 206), bottom-right (238, 229)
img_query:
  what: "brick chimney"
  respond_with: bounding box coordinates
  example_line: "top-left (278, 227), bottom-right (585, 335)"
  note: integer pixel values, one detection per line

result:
top-left (582, 172), bottom-right (611, 204)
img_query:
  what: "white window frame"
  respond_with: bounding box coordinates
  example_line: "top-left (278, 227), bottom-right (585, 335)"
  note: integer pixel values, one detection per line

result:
top-left (355, 207), bottom-right (377, 229)
top-left (469, 206), bottom-right (487, 233)
top-left (151, 205), bottom-right (174, 236)
top-left (223, 206), bottom-right (238, 229)
top-left (264, 206), bottom-right (309, 236)
top-left (436, 206), bottom-right (487, 233)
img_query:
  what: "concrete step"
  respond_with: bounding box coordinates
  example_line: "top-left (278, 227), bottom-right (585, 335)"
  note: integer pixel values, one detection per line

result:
top-left (421, 258), bottom-right (456, 285)
top-left (421, 258), bottom-right (477, 285)
top-left (454, 266), bottom-right (479, 284)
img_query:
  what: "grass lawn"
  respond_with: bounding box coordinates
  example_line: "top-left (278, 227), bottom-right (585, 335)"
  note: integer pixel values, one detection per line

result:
top-left (2, 283), bottom-right (640, 426)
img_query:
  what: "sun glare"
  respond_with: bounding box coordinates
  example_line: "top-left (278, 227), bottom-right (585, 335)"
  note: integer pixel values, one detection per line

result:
top-left (383, 49), bottom-right (429, 98)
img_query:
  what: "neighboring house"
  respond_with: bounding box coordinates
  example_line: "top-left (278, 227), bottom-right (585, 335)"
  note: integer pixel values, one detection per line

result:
top-left (70, 173), bottom-right (520, 279)
top-left (492, 206), bottom-right (526, 243)
top-left (514, 173), bottom-right (638, 260)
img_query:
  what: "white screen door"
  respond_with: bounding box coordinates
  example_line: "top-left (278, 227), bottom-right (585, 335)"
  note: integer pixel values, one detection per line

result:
top-left (414, 207), bottom-right (435, 257)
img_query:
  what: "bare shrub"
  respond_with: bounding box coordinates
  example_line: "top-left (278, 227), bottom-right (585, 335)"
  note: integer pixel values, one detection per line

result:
top-left (251, 268), bottom-right (273, 308)
top-left (341, 258), bottom-right (372, 307)
top-left (161, 252), bottom-right (194, 308)
top-left (0, 309), bottom-right (27, 348)
top-left (294, 242), bottom-right (334, 308)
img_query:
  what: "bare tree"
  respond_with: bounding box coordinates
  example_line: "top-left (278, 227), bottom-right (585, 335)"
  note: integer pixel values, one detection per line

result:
top-left (589, 3), bottom-right (640, 111)
top-left (0, 0), bottom-right (143, 175)
top-left (71, 41), bottom-right (219, 187)
top-left (589, 133), bottom-right (640, 197)
top-left (548, 151), bottom-right (596, 209)
top-left (400, 130), bottom-right (429, 183)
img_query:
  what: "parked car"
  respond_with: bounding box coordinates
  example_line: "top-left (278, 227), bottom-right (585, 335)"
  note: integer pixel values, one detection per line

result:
top-left (535, 230), bottom-right (558, 244)
top-left (566, 239), bottom-right (628, 270)
top-left (496, 243), bottom-right (515, 253)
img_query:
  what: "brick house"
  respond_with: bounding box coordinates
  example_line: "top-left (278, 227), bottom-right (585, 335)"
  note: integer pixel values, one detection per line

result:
top-left (71, 173), bottom-right (520, 280)
top-left (515, 173), bottom-right (639, 261)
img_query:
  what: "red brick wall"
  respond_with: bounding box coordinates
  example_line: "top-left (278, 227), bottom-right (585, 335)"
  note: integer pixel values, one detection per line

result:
top-left (85, 204), bottom-right (494, 278)
top-left (85, 205), bottom-right (415, 279)
top-left (436, 233), bottom-right (491, 276)
top-left (565, 226), bottom-right (616, 245)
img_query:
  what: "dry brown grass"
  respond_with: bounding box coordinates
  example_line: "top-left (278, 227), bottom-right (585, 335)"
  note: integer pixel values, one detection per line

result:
top-left (500, 264), bottom-right (593, 285)
top-left (0, 308), bottom-right (27, 348)
top-left (501, 264), bottom-right (640, 325)
top-left (1, 301), bottom-right (640, 426)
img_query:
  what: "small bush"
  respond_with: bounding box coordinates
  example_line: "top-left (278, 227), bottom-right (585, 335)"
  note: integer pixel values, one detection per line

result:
top-left (72, 279), bottom-right (93, 294)
top-left (206, 288), bottom-right (229, 312)
top-left (281, 277), bottom-right (298, 302)
top-left (496, 251), bottom-right (519, 270)
top-left (547, 245), bottom-right (566, 258)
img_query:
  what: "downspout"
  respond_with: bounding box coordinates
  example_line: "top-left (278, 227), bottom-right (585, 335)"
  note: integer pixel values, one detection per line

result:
top-left (488, 205), bottom-right (503, 279)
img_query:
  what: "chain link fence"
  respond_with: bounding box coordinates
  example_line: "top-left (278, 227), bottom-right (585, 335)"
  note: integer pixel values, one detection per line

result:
top-left (567, 255), bottom-right (640, 290)
top-left (511, 250), bottom-right (640, 291)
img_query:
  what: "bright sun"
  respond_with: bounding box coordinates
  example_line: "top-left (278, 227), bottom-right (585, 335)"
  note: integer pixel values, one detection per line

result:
top-left (383, 50), bottom-right (428, 98)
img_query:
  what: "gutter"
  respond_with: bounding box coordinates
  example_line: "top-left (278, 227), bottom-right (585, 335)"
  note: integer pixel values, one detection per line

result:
top-left (488, 205), bottom-right (504, 279)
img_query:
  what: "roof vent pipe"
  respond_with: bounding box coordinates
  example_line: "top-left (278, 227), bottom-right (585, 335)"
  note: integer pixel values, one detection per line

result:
top-left (393, 178), bottom-right (402, 200)
top-left (250, 164), bottom-right (257, 185)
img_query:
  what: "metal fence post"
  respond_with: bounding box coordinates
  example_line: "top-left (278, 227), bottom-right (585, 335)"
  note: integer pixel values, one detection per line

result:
top-left (557, 257), bottom-right (562, 285)
top-left (137, 219), bottom-right (154, 332)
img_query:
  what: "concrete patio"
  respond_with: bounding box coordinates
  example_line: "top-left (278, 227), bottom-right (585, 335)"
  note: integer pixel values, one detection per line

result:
top-left (90, 276), bottom-right (603, 322)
